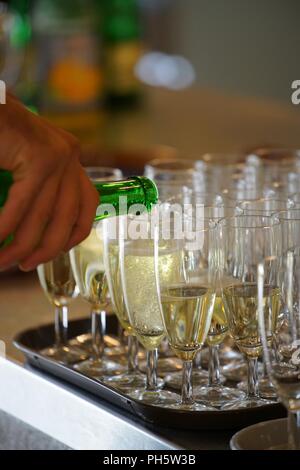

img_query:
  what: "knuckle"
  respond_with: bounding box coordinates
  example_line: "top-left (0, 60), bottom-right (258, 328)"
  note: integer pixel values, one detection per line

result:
top-left (73, 223), bottom-right (91, 244)
top-left (36, 246), bottom-right (62, 264)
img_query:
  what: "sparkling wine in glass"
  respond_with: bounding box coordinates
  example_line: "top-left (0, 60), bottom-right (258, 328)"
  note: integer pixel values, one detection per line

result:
top-left (70, 223), bottom-right (124, 377)
top-left (119, 213), bottom-right (180, 405)
top-left (37, 252), bottom-right (87, 364)
top-left (220, 214), bottom-right (282, 409)
top-left (102, 216), bottom-right (146, 392)
top-left (155, 212), bottom-right (217, 410)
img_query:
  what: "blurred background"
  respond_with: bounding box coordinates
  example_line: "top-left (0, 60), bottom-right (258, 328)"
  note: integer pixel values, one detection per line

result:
top-left (1, 0), bottom-right (300, 171)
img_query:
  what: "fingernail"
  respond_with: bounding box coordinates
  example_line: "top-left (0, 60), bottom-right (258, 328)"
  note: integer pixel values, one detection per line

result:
top-left (19, 264), bottom-right (34, 272)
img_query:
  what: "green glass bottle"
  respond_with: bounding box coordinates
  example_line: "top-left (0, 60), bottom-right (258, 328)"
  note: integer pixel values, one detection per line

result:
top-left (0, 171), bottom-right (158, 222)
top-left (102, 0), bottom-right (143, 109)
top-left (32, 0), bottom-right (103, 112)
top-left (94, 176), bottom-right (158, 221)
top-left (0, 170), bottom-right (14, 247)
top-left (9, 0), bottom-right (37, 109)
top-left (0, 170), bottom-right (13, 208)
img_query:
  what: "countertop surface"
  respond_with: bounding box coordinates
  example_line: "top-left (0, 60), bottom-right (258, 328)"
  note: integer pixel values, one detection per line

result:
top-left (46, 87), bottom-right (300, 170)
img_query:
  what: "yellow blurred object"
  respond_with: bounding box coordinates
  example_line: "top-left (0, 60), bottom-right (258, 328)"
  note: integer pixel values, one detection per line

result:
top-left (48, 59), bottom-right (103, 103)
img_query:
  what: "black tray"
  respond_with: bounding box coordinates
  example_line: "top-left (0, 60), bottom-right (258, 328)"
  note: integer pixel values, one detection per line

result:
top-left (14, 317), bottom-right (286, 431)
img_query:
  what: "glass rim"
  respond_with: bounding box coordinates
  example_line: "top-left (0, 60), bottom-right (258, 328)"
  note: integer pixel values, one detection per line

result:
top-left (196, 153), bottom-right (246, 166)
top-left (144, 157), bottom-right (195, 174)
top-left (84, 166), bottom-right (123, 179)
top-left (275, 208), bottom-right (300, 221)
top-left (220, 214), bottom-right (281, 229)
top-left (123, 211), bottom-right (218, 233)
top-left (249, 147), bottom-right (300, 165)
top-left (239, 197), bottom-right (293, 206)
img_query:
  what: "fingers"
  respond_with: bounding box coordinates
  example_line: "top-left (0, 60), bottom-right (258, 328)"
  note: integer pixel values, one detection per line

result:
top-left (0, 177), bottom-right (59, 270)
top-left (0, 175), bottom-right (44, 243)
top-left (18, 164), bottom-right (81, 271)
top-left (64, 169), bottom-right (99, 251)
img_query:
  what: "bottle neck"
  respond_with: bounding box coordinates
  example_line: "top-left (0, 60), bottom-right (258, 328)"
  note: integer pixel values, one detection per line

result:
top-left (94, 176), bottom-right (158, 221)
top-left (0, 171), bottom-right (158, 220)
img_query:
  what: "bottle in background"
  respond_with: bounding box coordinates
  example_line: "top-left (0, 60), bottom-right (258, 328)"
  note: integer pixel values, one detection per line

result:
top-left (102, 0), bottom-right (143, 110)
top-left (2, 0), bottom-right (37, 109)
top-left (31, 0), bottom-right (103, 112)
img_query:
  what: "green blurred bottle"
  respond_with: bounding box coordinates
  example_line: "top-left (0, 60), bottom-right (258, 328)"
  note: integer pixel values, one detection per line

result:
top-left (102, 0), bottom-right (143, 109)
top-left (32, 0), bottom-right (103, 112)
top-left (0, 171), bottom-right (158, 222)
top-left (9, 0), bottom-right (37, 109)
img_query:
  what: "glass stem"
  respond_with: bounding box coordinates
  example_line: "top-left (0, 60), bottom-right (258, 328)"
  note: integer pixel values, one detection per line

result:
top-left (181, 360), bottom-right (193, 405)
top-left (146, 349), bottom-right (158, 391)
top-left (246, 357), bottom-right (259, 398)
top-left (91, 307), bottom-right (106, 361)
top-left (117, 323), bottom-right (125, 346)
top-left (127, 335), bottom-right (139, 373)
top-left (262, 360), bottom-right (268, 380)
top-left (208, 345), bottom-right (220, 386)
top-left (194, 350), bottom-right (202, 370)
top-left (288, 410), bottom-right (300, 450)
top-left (54, 305), bottom-right (68, 347)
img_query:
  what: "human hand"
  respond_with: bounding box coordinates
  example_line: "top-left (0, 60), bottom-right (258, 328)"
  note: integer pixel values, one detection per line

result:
top-left (0, 94), bottom-right (98, 271)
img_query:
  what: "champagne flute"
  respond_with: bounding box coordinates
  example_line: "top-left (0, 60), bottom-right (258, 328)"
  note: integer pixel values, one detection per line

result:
top-left (144, 158), bottom-right (196, 201)
top-left (239, 198), bottom-right (295, 216)
top-left (195, 153), bottom-right (257, 192)
top-left (154, 211), bottom-right (217, 410)
top-left (70, 221), bottom-right (124, 377)
top-left (37, 252), bottom-right (87, 364)
top-left (102, 216), bottom-right (145, 392)
top-left (119, 212), bottom-right (179, 405)
top-left (194, 275), bottom-right (246, 407)
top-left (258, 250), bottom-right (300, 449)
top-left (220, 214), bottom-right (282, 409)
top-left (70, 166), bottom-right (125, 355)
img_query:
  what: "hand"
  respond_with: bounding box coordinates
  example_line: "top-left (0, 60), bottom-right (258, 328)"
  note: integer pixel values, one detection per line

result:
top-left (0, 94), bottom-right (98, 271)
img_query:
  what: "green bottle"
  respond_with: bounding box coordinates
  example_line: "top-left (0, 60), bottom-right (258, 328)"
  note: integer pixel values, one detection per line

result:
top-left (32, 0), bottom-right (103, 112)
top-left (0, 170), bottom-right (158, 222)
top-left (9, 0), bottom-right (37, 109)
top-left (102, 0), bottom-right (143, 109)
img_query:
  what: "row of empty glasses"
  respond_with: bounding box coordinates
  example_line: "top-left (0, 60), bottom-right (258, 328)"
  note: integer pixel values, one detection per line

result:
top-left (35, 150), bottom-right (300, 446)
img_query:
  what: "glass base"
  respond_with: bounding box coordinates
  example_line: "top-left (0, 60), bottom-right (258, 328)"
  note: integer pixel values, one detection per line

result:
top-left (200, 346), bottom-right (242, 368)
top-left (139, 357), bottom-right (182, 377)
top-left (164, 369), bottom-right (209, 391)
top-left (259, 378), bottom-right (278, 400)
top-left (222, 396), bottom-right (274, 410)
top-left (41, 345), bottom-right (88, 365)
top-left (128, 388), bottom-right (179, 406)
top-left (237, 377), bottom-right (278, 400)
top-left (194, 385), bottom-right (246, 408)
top-left (102, 371), bottom-right (146, 393)
top-left (74, 358), bottom-right (125, 378)
top-left (221, 360), bottom-right (247, 382)
top-left (167, 401), bottom-right (216, 411)
top-left (69, 333), bottom-right (129, 364)
top-left (69, 333), bottom-right (127, 357)
top-left (164, 368), bottom-right (227, 391)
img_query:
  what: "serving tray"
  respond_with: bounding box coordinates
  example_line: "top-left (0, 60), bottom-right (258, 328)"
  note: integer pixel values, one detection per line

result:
top-left (14, 317), bottom-right (286, 431)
